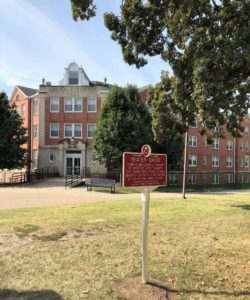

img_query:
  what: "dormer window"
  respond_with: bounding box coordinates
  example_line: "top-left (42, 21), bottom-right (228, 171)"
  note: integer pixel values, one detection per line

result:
top-left (69, 71), bottom-right (78, 85)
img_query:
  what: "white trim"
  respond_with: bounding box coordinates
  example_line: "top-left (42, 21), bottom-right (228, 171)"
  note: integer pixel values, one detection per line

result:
top-left (50, 96), bottom-right (59, 113)
top-left (64, 123), bottom-right (82, 138)
top-left (64, 98), bottom-right (82, 113)
top-left (87, 123), bottom-right (96, 139)
top-left (87, 97), bottom-right (97, 113)
top-left (50, 123), bottom-right (59, 139)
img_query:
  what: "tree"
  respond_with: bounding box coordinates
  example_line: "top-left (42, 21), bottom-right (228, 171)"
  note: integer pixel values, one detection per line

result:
top-left (93, 85), bottom-right (152, 171)
top-left (0, 92), bottom-right (27, 170)
top-left (71, 0), bottom-right (250, 137)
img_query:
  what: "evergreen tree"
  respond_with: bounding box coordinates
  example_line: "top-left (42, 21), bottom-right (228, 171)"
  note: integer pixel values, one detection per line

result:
top-left (0, 92), bottom-right (27, 170)
top-left (93, 85), bottom-right (152, 171)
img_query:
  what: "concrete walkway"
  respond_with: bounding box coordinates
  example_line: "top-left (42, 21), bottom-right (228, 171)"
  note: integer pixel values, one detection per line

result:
top-left (0, 177), bottom-right (249, 209)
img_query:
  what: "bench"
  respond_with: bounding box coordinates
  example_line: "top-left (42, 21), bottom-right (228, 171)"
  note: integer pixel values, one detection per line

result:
top-left (86, 178), bottom-right (116, 193)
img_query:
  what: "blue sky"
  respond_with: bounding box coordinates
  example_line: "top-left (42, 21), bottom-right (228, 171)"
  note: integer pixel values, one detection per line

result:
top-left (0, 0), bottom-right (170, 97)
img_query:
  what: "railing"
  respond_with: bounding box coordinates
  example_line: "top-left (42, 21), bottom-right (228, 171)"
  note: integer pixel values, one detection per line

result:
top-left (65, 167), bottom-right (90, 189)
top-left (9, 167), bottom-right (59, 185)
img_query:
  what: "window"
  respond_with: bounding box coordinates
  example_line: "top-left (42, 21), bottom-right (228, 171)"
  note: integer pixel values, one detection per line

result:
top-left (188, 136), bottom-right (197, 147)
top-left (64, 124), bottom-right (82, 138)
top-left (33, 150), bottom-right (38, 169)
top-left (50, 97), bottom-right (59, 112)
top-left (203, 156), bottom-right (207, 165)
top-left (227, 141), bottom-right (233, 150)
top-left (21, 104), bottom-right (25, 117)
top-left (245, 156), bottom-right (249, 168)
top-left (49, 154), bottom-right (55, 163)
top-left (87, 124), bottom-right (96, 139)
top-left (33, 100), bottom-right (39, 114)
top-left (189, 117), bottom-right (197, 128)
top-left (212, 139), bottom-right (219, 149)
top-left (214, 125), bottom-right (220, 132)
top-left (240, 158), bottom-right (244, 167)
top-left (240, 142), bottom-right (244, 151)
top-left (227, 174), bottom-right (234, 183)
top-left (212, 174), bottom-right (219, 184)
top-left (33, 125), bottom-right (38, 139)
top-left (16, 95), bottom-right (19, 101)
top-left (64, 98), bottom-right (82, 112)
top-left (226, 157), bottom-right (233, 167)
top-left (240, 174), bottom-right (244, 183)
top-left (245, 142), bottom-right (249, 152)
top-left (50, 123), bottom-right (59, 138)
top-left (169, 174), bottom-right (178, 185)
top-left (188, 174), bottom-right (196, 185)
top-left (212, 156), bottom-right (219, 167)
top-left (69, 71), bottom-right (78, 85)
top-left (188, 155), bottom-right (197, 166)
top-left (245, 127), bottom-right (249, 136)
top-left (87, 97), bottom-right (97, 112)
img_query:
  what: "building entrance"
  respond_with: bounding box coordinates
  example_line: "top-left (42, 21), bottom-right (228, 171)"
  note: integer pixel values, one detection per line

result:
top-left (65, 154), bottom-right (81, 176)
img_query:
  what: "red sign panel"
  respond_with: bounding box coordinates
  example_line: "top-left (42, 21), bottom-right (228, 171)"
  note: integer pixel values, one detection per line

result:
top-left (123, 151), bottom-right (167, 187)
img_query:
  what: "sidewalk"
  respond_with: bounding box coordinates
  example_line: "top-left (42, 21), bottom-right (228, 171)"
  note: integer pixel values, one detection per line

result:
top-left (0, 177), bottom-right (250, 209)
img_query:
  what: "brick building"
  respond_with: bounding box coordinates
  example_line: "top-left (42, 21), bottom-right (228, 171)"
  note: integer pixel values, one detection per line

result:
top-left (10, 62), bottom-right (250, 185)
top-left (10, 62), bottom-right (112, 176)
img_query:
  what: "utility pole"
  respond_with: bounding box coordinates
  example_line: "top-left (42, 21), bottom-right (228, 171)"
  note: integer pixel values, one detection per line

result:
top-left (182, 129), bottom-right (188, 199)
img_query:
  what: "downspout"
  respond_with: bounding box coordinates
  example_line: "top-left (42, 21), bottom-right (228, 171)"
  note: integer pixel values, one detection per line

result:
top-left (27, 97), bottom-right (32, 181)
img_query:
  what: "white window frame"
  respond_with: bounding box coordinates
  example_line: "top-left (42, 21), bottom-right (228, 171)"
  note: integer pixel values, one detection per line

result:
top-left (68, 71), bottom-right (79, 85)
top-left (214, 126), bottom-right (220, 132)
top-left (50, 123), bottom-right (59, 139)
top-left (212, 174), bottom-right (219, 184)
top-left (87, 97), bottom-right (97, 113)
top-left (227, 174), bottom-right (234, 183)
top-left (21, 104), bottom-right (25, 117)
top-left (50, 97), bottom-right (59, 112)
top-left (33, 125), bottom-right (38, 139)
top-left (226, 141), bottom-right (233, 151)
top-left (203, 156), bottom-right (207, 165)
top-left (87, 123), bottom-right (96, 139)
top-left (226, 157), bottom-right (233, 167)
top-left (240, 158), bottom-right (244, 167)
top-left (245, 127), bottom-right (249, 136)
top-left (169, 174), bottom-right (178, 185)
top-left (64, 98), bottom-right (82, 112)
top-left (188, 155), bottom-right (197, 167)
top-left (212, 139), bottom-right (219, 149)
top-left (245, 142), bottom-right (249, 152)
top-left (240, 142), bottom-right (244, 151)
top-left (212, 156), bottom-right (219, 167)
top-left (188, 174), bottom-right (196, 185)
top-left (33, 100), bottom-right (39, 115)
top-left (188, 136), bottom-right (197, 147)
top-left (240, 174), bottom-right (244, 183)
top-left (64, 123), bottom-right (82, 138)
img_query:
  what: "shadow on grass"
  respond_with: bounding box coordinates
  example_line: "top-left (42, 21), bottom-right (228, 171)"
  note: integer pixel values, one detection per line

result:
top-left (0, 289), bottom-right (63, 299)
top-left (231, 204), bottom-right (250, 210)
top-left (148, 281), bottom-right (250, 297)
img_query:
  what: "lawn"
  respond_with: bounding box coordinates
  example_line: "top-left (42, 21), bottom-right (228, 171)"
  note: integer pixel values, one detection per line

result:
top-left (0, 194), bottom-right (249, 299)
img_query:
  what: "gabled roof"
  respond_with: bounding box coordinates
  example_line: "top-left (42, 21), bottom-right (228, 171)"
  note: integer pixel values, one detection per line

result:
top-left (17, 85), bottom-right (38, 96)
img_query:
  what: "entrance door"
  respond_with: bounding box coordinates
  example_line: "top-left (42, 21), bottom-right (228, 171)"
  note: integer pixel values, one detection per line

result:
top-left (66, 156), bottom-right (81, 175)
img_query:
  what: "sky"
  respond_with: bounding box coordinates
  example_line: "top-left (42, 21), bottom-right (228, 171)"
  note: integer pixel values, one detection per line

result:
top-left (0, 0), bottom-right (170, 97)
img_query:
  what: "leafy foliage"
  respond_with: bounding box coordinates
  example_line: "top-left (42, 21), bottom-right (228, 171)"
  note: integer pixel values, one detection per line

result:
top-left (93, 85), bottom-right (152, 171)
top-left (71, 0), bottom-right (250, 137)
top-left (0, 92), bottom-right (27, 170)
top-left (71, 0), bottom-right (96, 21)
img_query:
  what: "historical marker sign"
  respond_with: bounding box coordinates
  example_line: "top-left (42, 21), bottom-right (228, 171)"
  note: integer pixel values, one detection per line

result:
top-left (122, 145), bottom-right (167, 284)
top-left (123, 145), bottom-right (167, 187)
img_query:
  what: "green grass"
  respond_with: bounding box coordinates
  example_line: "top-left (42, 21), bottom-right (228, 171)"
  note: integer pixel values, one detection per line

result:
top-left (0, 194), bottom-right (249, 299)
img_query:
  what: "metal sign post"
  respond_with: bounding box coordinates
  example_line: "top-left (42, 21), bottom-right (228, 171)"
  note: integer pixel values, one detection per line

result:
top-left (141, 187), bottom-right (150, 284)
top-left (123, 145), bottom-right (167, 284)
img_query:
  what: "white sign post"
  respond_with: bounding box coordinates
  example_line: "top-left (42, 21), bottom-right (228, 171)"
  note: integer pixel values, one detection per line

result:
top-left (123, 145), bottom-right (167, 284)
top-left (141, 187), bottom-right (150, 283)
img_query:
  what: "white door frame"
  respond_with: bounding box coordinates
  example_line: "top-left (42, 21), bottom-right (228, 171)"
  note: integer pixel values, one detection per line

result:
top-left (64, 153), bottom-right (82, 176)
